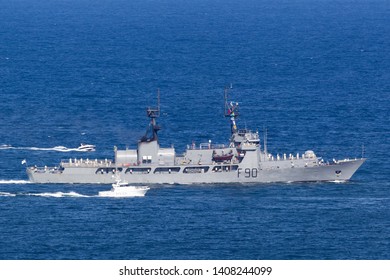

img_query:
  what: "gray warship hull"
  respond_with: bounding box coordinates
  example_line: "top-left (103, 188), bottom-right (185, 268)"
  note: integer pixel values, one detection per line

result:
top-left (27, 157), bottom-right (365, 184)
top-left (26, 89), bottom-right (366, 185)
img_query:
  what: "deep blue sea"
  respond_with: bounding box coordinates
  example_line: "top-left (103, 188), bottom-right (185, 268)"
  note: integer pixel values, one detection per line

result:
top-left (0, 0), bottom-right (389, 260)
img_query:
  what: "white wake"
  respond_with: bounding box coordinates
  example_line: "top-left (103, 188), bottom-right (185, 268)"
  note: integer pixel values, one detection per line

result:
top-left (0, 180), bottom-right (31, 184)
top-left (0, 192), bottom-right (16, 197)
top-left (0, 191), bottom-right (92, 198)
top-left (0, 144), bottom-right (95, 152)
top-left (0, 190), bottom-right (147, 198)
top-left (28, 191), bottom-right (91, 198)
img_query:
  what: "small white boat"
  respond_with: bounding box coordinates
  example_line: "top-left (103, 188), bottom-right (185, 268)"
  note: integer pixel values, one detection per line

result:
top-left (98, 179), bottom-right (150, 198)
top-left (78, 143), bottom-right (96, 151)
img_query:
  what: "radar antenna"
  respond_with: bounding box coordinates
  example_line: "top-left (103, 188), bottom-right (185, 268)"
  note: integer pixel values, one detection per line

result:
top-left (147, 88), bottom-right (160, 118)
top-left (263, 126), bottom-right (268, 161)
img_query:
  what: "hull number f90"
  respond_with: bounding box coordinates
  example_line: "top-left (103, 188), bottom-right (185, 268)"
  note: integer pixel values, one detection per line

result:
top-left (237, 168), bottom-right (258, 178)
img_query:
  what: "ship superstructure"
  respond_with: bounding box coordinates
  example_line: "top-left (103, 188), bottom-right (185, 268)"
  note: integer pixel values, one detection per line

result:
top-left (27, 89), bottom-right (365, 184)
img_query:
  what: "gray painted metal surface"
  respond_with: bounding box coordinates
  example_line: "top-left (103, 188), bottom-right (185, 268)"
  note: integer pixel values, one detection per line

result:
top-left (27, 94), bottom-right (365, 185)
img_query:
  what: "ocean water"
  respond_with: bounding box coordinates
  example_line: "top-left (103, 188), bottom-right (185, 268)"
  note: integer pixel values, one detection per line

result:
top-left (0, 0), bottom-right (389, 259)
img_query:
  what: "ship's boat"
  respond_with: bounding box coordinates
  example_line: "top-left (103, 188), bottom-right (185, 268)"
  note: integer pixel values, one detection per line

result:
top-left (212, 150), bottom-right (234, 162)
top-left (78, 143), bottom-right (96, 152)
top-left (98, 183), bottom-right (149, 197)
top-left (98, 175), bottom-right (149, 197)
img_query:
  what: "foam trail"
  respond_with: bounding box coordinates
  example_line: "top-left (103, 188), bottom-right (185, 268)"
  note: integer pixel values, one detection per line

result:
top-left (28, 191), bottom-right (91, 198)
top-left (0, 145), bottom-right (95, 152)
top-left (0, 144), bottom-right (12, 149)
top-left (0, 180), bottom-right (31, 184)
top-left (0, 190), bottom-right (93, 198)
top-left (0, 192), bottom-right (16, 197)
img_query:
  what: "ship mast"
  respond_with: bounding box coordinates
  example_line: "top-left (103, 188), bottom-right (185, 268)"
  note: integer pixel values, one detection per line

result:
top-left (263, 126), bottom-right (268, 161)
top-left (143, 89), bottom-right (161, 141)
top-left (224, 86), bottom-right (239, 135)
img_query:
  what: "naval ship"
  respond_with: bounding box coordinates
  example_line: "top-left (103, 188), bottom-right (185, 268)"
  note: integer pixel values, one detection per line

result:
top-left (27, 90), bottom-right (365, 184)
